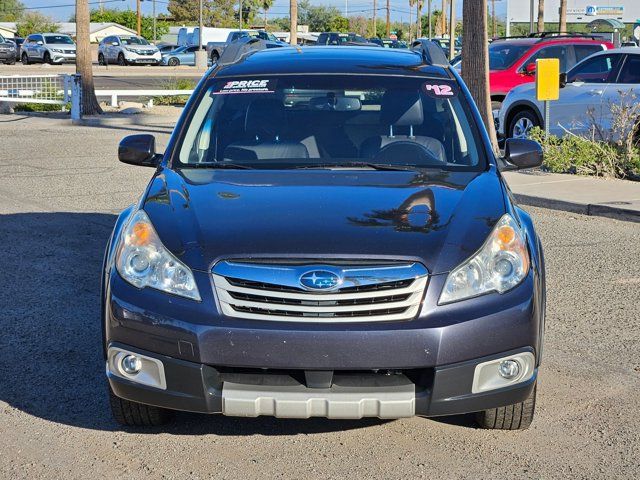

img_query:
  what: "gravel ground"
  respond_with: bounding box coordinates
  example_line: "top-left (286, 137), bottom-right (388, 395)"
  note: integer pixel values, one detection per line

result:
top-left (0, 115), bottom-right (639, 479)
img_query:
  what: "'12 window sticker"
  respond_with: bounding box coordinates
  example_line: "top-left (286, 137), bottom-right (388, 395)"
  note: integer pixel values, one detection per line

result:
top-left (423, 82), bottom-right (458, 98)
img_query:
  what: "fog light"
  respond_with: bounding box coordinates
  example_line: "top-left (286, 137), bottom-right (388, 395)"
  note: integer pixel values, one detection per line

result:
top-left (121, 354), bottom-right (142, 375)
top-left (498, 359), bottom-right (521, 379)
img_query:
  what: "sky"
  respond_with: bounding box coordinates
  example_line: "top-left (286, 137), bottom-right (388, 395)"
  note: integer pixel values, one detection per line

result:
top-left (19, 0), bottom-right (508, 24)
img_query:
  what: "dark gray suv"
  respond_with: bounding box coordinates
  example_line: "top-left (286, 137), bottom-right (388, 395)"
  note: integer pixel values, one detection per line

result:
top-left (0, 34), bottom-right (17, 64)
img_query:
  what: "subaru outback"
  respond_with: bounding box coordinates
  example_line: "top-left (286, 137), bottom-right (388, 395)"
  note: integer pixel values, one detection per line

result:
top-left (104, 41), bottom-right (546, 430)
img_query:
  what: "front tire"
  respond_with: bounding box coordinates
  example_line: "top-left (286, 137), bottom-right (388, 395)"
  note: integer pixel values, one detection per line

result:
top-left (43, 52), bottom-right (51, 64)
top-left (108, 387), bottom-right (174, 426)
top-left (117, 53), bottom-right (127, 66)
top-left (475, 382), bottom-right (537, 430)
top-left (508, 110), bottom-right (539, 139)
top-left (21, 52), bottom-right (30, 65)
top-left (211, 51), bottom-right (219, 64)
top-left (167, 57), bottom-right (179, 67)
top-left (98, 53), bottom-right (106, 66)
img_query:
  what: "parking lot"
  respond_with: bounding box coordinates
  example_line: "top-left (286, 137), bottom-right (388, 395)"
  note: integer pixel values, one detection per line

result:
top-left (0, 114), bottom-right (638, 479)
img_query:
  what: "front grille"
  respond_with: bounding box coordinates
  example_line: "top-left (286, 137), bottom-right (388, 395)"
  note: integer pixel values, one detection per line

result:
top-left (212, 261), bottom-right (428, 323)
top-left (64, 50), bottom-right (75, 54)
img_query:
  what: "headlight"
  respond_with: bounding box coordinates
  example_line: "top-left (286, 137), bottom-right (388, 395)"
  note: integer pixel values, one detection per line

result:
top-left (51, 48), bottom-right (63, 53)
top-left (116, 210), bottom-right (201, 301)
top-left (439, 214), bottom-right (529, 304)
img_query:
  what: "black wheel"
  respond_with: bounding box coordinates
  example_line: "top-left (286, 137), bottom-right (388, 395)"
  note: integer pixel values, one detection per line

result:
top-left (6, 57), bottom-right (15, 65)
top-left (21, 52), bottom-right (30, 65)
top-left (167, 57), bottom-right (179, 67)
top-left (508, 109), bottom-right (540, 139)
top-left (117, 53), bottom-right (127, 66)
top-left (43, 52), bottom-right (51, 64)
top-left (211, 51), bottom-right (219, 63)
top-left (475, 382), bottom-right (537, 430)
top-left (108, 387), bottom-right (174, 426)
top-left (98, 53), bottom-right (106, 66)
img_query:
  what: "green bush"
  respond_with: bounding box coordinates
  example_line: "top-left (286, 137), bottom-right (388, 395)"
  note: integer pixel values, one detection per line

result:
top-left (151, 78), bottom-right (196, 106)
top-left (529, 127), bottom-right (640, 180)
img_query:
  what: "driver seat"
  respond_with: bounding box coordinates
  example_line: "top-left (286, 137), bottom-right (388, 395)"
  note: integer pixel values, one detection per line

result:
top-left (360, 90), bottom-right (446, 163)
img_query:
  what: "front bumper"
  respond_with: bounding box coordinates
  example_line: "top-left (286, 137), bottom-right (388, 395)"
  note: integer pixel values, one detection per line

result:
top-left (107, 342), bottom-right (537, 418)
top-left (50, 52), bottom-right (76, 63)
top-left (0, 49), bottom-right (15, 62)
top-left (124, 51), bottom-right (161, 64)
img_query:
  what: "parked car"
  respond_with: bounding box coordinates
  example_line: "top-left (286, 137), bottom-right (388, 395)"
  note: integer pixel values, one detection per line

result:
top-left (161, 45), bottom-right (203, 66)
top-left (20, 33), bottom-right (76, 64)
top-left (0, 33), bottom-right (17, 64)
top-left (104, 41), bottom-right (546, 430)
top-left (499, 47), bottom-right (640, 139)
top-left (430, 36), bottom-right (462, 57)
top-left (157, 43), bottom-right (179, 54)
top-left (316, 32), bottom-right (373, 46)
top-left (8, 36), bottom-right (24, 62)
top-left (369, 38), bottom-right (408, 49)
top-left (206, 30), bottom-right (283, 64)
top-left (98, 35), bottom-right (161, 66)
top-left (486, 34), bottom-right (613, 108)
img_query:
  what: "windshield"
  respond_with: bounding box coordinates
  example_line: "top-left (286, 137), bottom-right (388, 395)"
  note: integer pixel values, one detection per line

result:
top-left (177, 75), bottom-right (485, 171)
top-left (44, 35), bottom-right (74, 45)
top-left (489, 43), bottom-right (531, 70)
top-left (170, 46), bottom-right (187, 53)
top-left (120, 37), bottom-right (150, 45)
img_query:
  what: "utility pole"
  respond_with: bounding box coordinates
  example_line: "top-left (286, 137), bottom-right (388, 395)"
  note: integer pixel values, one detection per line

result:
top-left (240, 0), bottom-right (243, 30)
top-left (409, 1), bottom-right (412, 42)
top-left (428, 0), bottom-right (432, 38)
top-left (441, 0), bottom-right (447, 37)
top-left (491, 0), bottom-right (496, 38)
top-left (195, 0), bottom-right (207, 69)
top-left (386, 0), bottom-right (390, 37)
top-left (448, 0), bottom-right (455, 59)
top-left (290, 0), bottom-right (297, 45)
top-left (153, 0), bottom-right (157, 43)
top-left (529, 0), bottom-right (534, 34)
top-left (416, 0), bottom-right (421, 39)
top-left (136, 0), bottom-right (141, 36)
top-left (373, 0), bottom-right (377, 38)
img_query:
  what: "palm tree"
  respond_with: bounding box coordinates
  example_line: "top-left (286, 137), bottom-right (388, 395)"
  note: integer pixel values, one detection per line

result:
top-left (262, 0), bottom-right (273, 29)
top-left (559, 0), bottom-right (567, 33)
top-left (461, 0), bottom-right (498, 152)
top-left (537, 0), bottom-right (545, 33)
top-left (75, 0), bottom-right (101, 115)
top-left (289, 0), bottom-right (297, 45)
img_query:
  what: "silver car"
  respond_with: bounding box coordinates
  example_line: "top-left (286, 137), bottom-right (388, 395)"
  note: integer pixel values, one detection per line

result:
top-left (98, 35), bottom-right (160, 66)
top-left (21, 33), bottom-right (76, 64)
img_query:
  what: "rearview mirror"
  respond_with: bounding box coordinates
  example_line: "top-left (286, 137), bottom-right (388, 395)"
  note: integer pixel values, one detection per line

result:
top-left (501, 138), bottom-right (543, 171)
top-left (118, 134), bottom-right (160, 167)
top-left (559, 72), bottom-right (568, 88)
top-left (524, 63), bottom-right (536, 76)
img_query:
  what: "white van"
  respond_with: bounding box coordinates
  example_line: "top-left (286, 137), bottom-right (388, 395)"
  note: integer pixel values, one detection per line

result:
top-left (190, 27), bottom-right (252, 46)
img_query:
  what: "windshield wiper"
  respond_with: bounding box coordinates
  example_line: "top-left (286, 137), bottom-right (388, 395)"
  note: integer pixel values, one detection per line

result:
top-left (294, 162), bottom-right (419, 171)
top-left (185, 162), bottom-right (253, 169)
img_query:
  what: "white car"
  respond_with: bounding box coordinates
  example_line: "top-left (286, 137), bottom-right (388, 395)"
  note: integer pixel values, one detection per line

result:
top-left (98, 35), bottom-right (160, 66)
top-left (21, 33), bottom-right (76, 64)
top-left (498, 48), bottom-right (640, 139)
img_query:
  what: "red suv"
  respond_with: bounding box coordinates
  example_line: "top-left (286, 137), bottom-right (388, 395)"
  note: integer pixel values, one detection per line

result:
top-left (489, 34), bottom-right (613, 108)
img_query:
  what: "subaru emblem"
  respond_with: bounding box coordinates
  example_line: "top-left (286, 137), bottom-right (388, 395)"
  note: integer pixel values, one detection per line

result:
top-left (299, 270), bottom-right (341, 290)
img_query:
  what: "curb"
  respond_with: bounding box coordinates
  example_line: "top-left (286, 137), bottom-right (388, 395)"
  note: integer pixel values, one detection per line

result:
top-left (72, 114), bottom-right (179, 127)
top-left (514, 193), bottom-right (640, 223)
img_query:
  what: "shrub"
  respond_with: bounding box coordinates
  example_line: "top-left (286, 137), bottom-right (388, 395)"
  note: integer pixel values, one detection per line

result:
top-left (151, 78), bottom-right (196, 106)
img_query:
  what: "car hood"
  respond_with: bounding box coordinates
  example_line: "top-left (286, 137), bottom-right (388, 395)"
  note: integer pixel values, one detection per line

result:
top-left (48, 43), bottom-right (75, 49)
top-left (142, 168), bottom-right (506, 274)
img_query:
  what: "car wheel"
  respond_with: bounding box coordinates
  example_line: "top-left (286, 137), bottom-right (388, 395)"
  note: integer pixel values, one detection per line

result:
top-left (108, 386), bottom-right (174, 426)
top-left (475, 382), bottom-right (536, 430)
top-left (7, 57), bottom-right (15, 65)
top-left (21, 52), bottom-right (30, 65)
top-left (508, 110), bottom-right (539, 139)
top-left (98, 53), bottom-right (105, 66)
top-left (168, 57), bottom-right (179, 67)
top-left (117, 53), bottom-right (127, 66)
top-left (211, 51), bottom-right (219, 64)
top-left (43, 52), bottom-right (51, 64)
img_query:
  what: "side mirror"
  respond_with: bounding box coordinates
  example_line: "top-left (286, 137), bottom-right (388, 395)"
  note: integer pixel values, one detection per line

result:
top-left (36, 41), bottom-right (43, 45)
top-left (559, 72), bottom-right (567, 88)
top-left (524, 63), bottom-right (536, 76)
top-left (118, 134), bottom-right (160, 167)
top-left (501, 138), bottom-right (543, 171)
top-left (111, 42), bottom-right (119, 46)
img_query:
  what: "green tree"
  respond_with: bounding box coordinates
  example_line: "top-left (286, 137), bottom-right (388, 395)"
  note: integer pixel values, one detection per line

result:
top-left (0, 0), bottom-right (24, 22)
top-left (16, 12), bottom-right (59, 37)
top-left (90, 9), bottom-right (169, 41)
top-left (298, 0), bottom-right (348, 32)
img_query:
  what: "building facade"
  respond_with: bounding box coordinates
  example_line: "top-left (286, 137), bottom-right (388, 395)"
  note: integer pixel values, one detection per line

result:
top-left (507, 0), bottom-right (640, 25)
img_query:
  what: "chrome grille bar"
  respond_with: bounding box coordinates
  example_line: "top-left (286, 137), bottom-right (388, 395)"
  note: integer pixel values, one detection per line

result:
top-left (212, 261), bottom-right (428, 323)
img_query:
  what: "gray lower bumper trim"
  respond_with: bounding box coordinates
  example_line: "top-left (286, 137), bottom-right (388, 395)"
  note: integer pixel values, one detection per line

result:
top-left (222, 382), bottom-right (416, 419)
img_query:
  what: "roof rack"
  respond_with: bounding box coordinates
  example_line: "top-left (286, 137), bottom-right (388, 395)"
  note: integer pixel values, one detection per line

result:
top-left (217, 36), bottom-right (285, 66)
top-left (411, 39), bottom-right (449, 67)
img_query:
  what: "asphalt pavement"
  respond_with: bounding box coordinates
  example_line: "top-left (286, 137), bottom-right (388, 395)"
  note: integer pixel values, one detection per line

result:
top-left (0, 115), bottom-right (639, 479)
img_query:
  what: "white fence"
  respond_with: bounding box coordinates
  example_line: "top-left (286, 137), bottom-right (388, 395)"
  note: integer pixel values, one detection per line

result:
top-left (0, 74), bottom-right (81, 119)
top-left (95, 89), bottom-right (195, 108)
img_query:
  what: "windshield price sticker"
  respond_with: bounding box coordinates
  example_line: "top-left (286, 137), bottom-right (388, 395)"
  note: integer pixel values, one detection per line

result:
top-left (423, 82), bottom-right (458, 98)
top-left (214, 79), bottom-right (276, 95)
